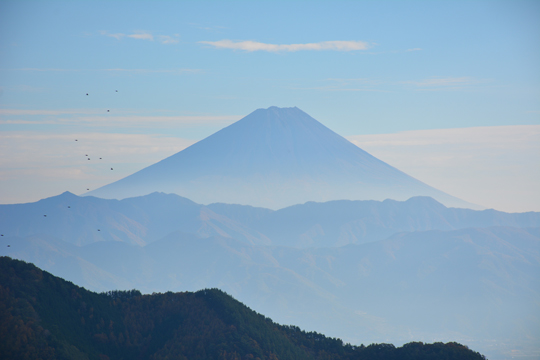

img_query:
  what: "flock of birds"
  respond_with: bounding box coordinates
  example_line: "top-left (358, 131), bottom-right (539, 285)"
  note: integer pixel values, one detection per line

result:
top-left (3, 90), bottom-right (121, 247)
top-left (79, 149), bottom-right (114, 191)
top-left (78, 90), bottom-right (119, 191)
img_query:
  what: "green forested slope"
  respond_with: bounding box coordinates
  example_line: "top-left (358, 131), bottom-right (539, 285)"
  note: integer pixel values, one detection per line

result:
top-left (0, 256), bottom-right (486, 360)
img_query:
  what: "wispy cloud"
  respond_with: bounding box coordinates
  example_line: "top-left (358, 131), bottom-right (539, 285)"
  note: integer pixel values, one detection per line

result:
top-left (103, 32), bottom-right (125, 40)
top-left (102, 68), bottom-right (199, 74)
top-left (347, 125), bottom-right (540, 212)
top-left (401, 76), bottom-right (485, 90)
top-left (0, 131), bottom-right (196, 204)
top-left (127, 32), bottom-right (154, 41)
top-left (4, 85), bottom-right (46, 93)
top-left (347, 125), bottom-right (540, 148)
top-left (290, 78), bottom-right (387, 92)
top-left (158, 35), bottom-right (180, 44)
top-left (11, 68), bottom-right (200, 74)
top-left (291, 86), bottom-right (387, 92)
top-left (406, 48), bottom-right (422, 52)
top-left (189, 23), bottom-right (228, 32)
top-left (100, 30), bottom-right (153, 41)
top-left (0, 132), bottom-right (196, 169)
top-left (404, 77), bottom-right (473, 87)
top-left (0, 109), bottom-right (101, 116)
top-left (199, 40), bottom-right (371, 52)
top-left (62, 115), bottom-right (240, 128)
top-left (0, 109), bottom-right (240, 128)
top-left (290, 76), bottom-right (486, 93)
top-left (100, 31), bottom-right (179, 44)
top-left (15, 68), bottom-right (79, 72)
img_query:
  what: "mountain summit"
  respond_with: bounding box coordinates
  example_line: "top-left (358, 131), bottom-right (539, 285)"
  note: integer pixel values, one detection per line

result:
top-left (86, 106), bottom-right (476, 209)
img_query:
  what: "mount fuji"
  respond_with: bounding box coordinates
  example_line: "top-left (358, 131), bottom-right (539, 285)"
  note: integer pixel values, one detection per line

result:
top-left (86, 106), bottom-right (478, 209)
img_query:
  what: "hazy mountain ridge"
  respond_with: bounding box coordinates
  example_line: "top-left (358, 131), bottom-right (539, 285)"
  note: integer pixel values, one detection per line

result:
top-left (1, 192), bottom-right (538, 249)
top-left (0, 191), bottom-right (270, 247)
top-left (85, 107), bottom-right (478, 209)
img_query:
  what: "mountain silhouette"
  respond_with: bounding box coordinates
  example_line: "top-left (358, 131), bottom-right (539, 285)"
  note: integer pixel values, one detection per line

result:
top-left (86, 106), bottom-right (478, 209)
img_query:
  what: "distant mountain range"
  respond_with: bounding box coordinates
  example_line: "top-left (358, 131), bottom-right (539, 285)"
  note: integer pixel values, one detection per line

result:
top-left (1, 191), bottom-right (537, 248)
top-left (85, 106), bottom-right (479, 209)
top-left (1, 192), bottom-right (539, 360)
top-left (0, 257), bottom-right (488, 360)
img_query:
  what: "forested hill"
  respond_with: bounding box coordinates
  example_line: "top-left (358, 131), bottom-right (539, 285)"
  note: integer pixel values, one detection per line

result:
top-left (0, 257), bottom-right (486, 360)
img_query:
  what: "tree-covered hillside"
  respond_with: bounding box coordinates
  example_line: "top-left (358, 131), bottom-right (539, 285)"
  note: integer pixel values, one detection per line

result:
top-left (0, 256), bottom-right (486, 360)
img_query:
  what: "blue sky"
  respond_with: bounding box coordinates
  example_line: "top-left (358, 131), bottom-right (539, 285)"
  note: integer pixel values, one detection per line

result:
top-left (1, 0), bottom-right (539, 211)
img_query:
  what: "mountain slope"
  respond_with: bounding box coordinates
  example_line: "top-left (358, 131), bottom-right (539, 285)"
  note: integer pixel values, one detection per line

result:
top-left (0, 257), bottom-right (487, 360)
top-left (86, 106), bottom-right (477, 209)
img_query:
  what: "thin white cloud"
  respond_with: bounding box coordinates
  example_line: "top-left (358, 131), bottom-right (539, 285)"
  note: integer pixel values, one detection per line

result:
top-left (15, 68), bottom-right (80, 72)
top-left (347, 125), bottom-right (540, 212)
top-left (406, 48), bottom-right (422, 52)
top-left (291, 78), bottom-right (386, 92)
top-left (189, 23), bottom-right (228, 32)
top-left (404, 77), bottom-right (474, 87)
top-left (347, 125), bottom-right (540, 147)
top-left (102, 68), bottom-right (200, 74)
top-left (199, 39), bottom-right (371, 52)
top-left (0, 132), bottom-right (195, 168)
top-left (4, 85), bottom-right (46, 93)
top-left (106, 33), bottom-right (125, 40)
top-left (99, 30), bottom-right (125, 40)
top-left (326, 78), bottom-right (378, 83)
top-left (291, 86), bottom-right (388, 92)
top-left (66, 115), bottom-right (240, 128)
top-left (290, 76), bottom-right (486, 93)
top-left (127, 32), bottom-right (154, 41)
top-left (100, 31), bottom-right (178, 44)
top-left (11, 68), bottom-right (200, 74)
top-left (158, 35), bottom-right (180, 44)
top-left (0, 132), bottom-right (196, 204)
top-left (0, 109), bottom-right (102, 116)
top-left (401, 77), bottom-right (487, 91)
top-left (0, 109), bottom-right (240, 128)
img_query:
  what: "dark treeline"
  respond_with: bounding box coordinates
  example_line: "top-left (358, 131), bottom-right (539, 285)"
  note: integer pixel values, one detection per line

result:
top-left (0, 256), bottom-right (486, 360)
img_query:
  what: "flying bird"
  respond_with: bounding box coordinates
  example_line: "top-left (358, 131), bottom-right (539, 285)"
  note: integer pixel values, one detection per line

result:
top-left (107, 110), bottom-right (110, 112)
top-left (75, 139), bottom-right (78, 141)
top-left (115, 90), bottom-right (118, 92)
top-left (68, 206), bottom-right (71, 208)
top-left (7, 245), bottom-right (9, 247)
top-left (86, 93), bottom-right (88, 96)
top-left (111, 168), bottom-right (113, 170)
top-left (43, 215), bottom-right (47, 217)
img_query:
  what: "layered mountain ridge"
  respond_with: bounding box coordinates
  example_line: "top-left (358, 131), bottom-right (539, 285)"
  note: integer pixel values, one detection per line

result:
top-left (86, 106), bottom-right (478, 209)
top-left (1, 191), bottom-right (536, 248)
top-left (2, 192), bottom-right (539, 359)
